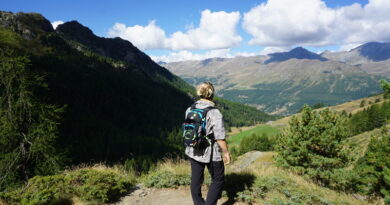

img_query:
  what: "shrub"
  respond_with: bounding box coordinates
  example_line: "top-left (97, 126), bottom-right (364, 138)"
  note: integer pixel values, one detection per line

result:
top-left (360, 100), bottom-right (366, 107)
top-left (124, 155), bottom-right (155, 174)
top-left (380, 79), bottom-right (390, 98)
top-left (143, 170), bottom-right (190, 188)
top-left (234, 175), bottom-right (348, 205)
top-left (0, 167), bottom-right (135, 205)
top-left (229, 146), bottom-right (240, 161)
top-left (239, 133), bottom-right (273, 154)
top-left (275, 106), bottom-right (352, 188)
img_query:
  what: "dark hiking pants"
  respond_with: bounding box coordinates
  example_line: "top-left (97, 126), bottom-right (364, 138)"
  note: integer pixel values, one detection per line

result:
top-left (190, 158), bottom-right (225, 205)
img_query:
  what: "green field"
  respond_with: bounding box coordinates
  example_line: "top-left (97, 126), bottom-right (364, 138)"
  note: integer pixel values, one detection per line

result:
top-left (227, 124), bottom-right (281, 147)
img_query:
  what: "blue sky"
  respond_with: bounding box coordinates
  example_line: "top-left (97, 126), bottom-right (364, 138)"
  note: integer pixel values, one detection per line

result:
top-left (4, 0), bottom-right (390, 62)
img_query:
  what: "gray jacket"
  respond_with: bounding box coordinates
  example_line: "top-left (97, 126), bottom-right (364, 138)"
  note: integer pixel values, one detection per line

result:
top-left (185, 100), bottom-right (226, 163)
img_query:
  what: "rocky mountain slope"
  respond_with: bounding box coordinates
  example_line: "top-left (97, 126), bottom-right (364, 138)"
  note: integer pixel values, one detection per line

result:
top-left (163, 44), bottom-right (389, 115)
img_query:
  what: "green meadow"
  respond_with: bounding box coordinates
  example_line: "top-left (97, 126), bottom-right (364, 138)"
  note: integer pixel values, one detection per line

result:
top-left (227, 124), bottom-right (280, 147)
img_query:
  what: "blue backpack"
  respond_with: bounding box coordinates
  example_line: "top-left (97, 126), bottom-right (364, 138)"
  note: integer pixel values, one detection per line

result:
top-left (182, 104), bottom-right (215, 150)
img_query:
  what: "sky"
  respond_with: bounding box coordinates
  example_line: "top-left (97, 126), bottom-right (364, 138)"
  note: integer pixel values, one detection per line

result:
top-left (3, 0), bottom-right (390, 62)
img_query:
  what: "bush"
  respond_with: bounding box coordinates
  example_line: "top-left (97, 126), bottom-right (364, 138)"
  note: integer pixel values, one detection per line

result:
top-left (360, 100), bottom-right (366, 107)
top-left (143, 170), bottom-right (191, 188)
top-left (0, 167), bottom-right (135, 205)
top-left (124, 155), bottom-right (155, 175)
top-left (275, 106), bottom-right (352, 188)
top-left (239, 133), bottom-right (273, 154)
top-left (380, 79), bottom-right (390, 98)
top-left (234, 175), bottom-right (348, 205)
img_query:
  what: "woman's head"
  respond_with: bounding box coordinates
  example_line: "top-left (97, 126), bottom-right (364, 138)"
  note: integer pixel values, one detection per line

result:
top-left (196, 82), bottom-right (215, 100)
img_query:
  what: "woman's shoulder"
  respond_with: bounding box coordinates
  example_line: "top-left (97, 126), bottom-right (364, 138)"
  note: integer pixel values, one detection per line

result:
top-left (207, 107), bottom-right (223, 118)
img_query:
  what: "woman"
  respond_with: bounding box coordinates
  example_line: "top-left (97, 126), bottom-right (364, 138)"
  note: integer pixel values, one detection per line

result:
top-left (185, 82), bottom-right (231, 205)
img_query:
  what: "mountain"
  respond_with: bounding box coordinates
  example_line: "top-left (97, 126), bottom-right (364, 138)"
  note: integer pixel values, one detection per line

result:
top-left (0, 11), bottom-right (273, 165)
top-left (355, 42), bottom-right (390, 61)
top-left (56, 21), bottom-right (178, 82)
top-left (0, 11), bottom-right (194, 163)
top-left (164, 46), bottom-right (387, 115)
top-left (265, 47), bottom-right (327, 64)
top-left (321, 42), bottom-right (390, 65)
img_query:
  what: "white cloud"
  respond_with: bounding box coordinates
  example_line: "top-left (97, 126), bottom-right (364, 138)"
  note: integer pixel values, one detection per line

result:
top-left (107, 21), bottom-right (167, 50)
top-left (151, 49), bottom-right (233, 63)
top-left (51, 21), bottom-right (64, 29)
top-left (151, 49), bottom-right (266, 63)
top-left (242, 0), bottom-right (390, 50)
top-left (259, 47), bottom-right (289, 55)
top-left (107, 9), bottom-right (242, 51)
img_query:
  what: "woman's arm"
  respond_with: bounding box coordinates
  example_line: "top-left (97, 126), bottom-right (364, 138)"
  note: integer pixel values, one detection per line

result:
top-left (216, 139), bottom-right (231, 165)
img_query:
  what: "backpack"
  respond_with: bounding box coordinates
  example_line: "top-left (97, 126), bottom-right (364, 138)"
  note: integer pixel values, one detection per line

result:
top-left (182, 104), bottom-right (215, 150)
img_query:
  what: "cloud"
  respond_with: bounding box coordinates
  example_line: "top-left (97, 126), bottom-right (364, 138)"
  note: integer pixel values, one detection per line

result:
top-left (150, 48), bottom-right (264, 63)
top-left (259, 47), bottom-right (289, 55)
top-left (107, 9), bottom-right (242, 51)
top-left (151, 49), bottom-right (232, 63)
top-left (242, 0), bottom-right (390, 50)
top-left (51, 21), bottom-right (64, 29)
top-left (107, 21), bottom-right (167, 50)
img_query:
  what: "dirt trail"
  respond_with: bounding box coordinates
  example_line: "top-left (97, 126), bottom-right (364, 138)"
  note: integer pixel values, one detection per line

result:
top-left (113, 151), bottom-right (265, 205)
top-left (113, 185), bottom-right (244, 205)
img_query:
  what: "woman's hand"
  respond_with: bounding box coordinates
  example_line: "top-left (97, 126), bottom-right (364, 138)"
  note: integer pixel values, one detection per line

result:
top-left (223, 151), bottom-right (231, 165)
top-left (216, 139), bottom-right (231, 165)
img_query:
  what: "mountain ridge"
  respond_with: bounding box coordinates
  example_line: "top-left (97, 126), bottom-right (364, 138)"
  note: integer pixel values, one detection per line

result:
top-left (163, 44), bottom-right (388, 114)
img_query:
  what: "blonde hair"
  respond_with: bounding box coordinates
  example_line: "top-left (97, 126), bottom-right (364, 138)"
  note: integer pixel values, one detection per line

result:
top-left (196, 82), bottom-right (215, 100)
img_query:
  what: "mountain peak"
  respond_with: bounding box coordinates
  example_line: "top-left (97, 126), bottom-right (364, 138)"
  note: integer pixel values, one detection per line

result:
top-left (56, 21), bottom-right (95, 41)
top-left (354, 42), bottom-right (390, 61)
top-left (265, 47), bottom-right (327, 64)
top-left (0, 11), bottom-right (54, 38)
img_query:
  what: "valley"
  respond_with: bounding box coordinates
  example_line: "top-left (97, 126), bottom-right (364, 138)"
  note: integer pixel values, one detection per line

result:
top-left (163, 44), bottom-right (390, 115)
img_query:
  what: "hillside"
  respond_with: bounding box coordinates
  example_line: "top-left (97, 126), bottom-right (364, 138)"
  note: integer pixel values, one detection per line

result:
top-left (163, 45), bottom-right (389, 115)
top-left (0, 11), bottom-right (272, 167)
top-left (268, 94), bottom-right (387, 128)
top-left (226, 94), bottom-right (389, 154)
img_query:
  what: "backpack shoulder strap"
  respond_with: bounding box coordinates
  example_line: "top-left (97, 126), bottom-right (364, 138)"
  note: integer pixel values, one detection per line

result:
top-left (190, 103), bottom-right (197, 110)
top-left (202, 106), bottom-right (216, 117)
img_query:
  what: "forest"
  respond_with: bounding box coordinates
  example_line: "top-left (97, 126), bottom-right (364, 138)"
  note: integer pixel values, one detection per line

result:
top-left (0, 12), bottom-right (273, 192)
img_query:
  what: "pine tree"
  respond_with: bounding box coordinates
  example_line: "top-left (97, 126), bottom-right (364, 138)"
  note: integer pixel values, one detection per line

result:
top-left (354, 126), bottom-right (390, 198)
top-left (0, 48), bottom-right (64, 190)
top-left (381, 79), bottom-right (390, 98)
top-left (275, 105), bottom-right (352, 186)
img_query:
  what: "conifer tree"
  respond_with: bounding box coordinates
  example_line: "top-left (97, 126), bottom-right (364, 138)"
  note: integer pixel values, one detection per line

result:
top-left (354, 126), bottom-right (390, 198)
top-left (0, 48), bottom-right (63, 190)
top-left (381, 79), bottom-right (390, 98)
top-left (275, 105), bottom-right (352, 186)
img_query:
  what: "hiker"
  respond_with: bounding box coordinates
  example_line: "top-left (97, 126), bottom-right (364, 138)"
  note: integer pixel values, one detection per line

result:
top-left (184, 82), bottom-right (231, 205)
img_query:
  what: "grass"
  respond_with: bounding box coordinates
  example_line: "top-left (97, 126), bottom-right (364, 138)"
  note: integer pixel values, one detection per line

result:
top-left (344, 125), bottom-right (390, 166)
top-left (320, 94), bottom-right (387, 114)
top-left (268, 94), bottom-right (389, 128)
top-left (227, 124), bottom-right (280, 147)
top-left (0, 164), bottom-right (136, 205)
top-left (142, 153), bottom-right (379, 205)
top-left (245, 154), bottom-right (371, 205)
